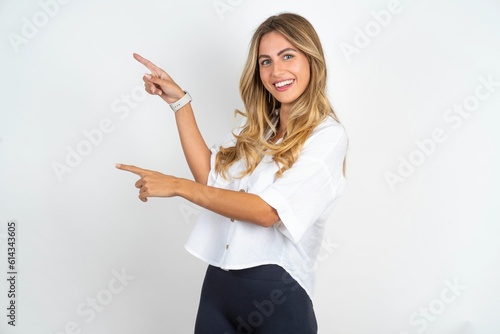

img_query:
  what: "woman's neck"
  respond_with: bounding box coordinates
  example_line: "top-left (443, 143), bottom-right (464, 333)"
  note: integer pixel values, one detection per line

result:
top-left (278, 106), bottom-right (290, 131)
top-left (270, 107), bottom-right (290, 143)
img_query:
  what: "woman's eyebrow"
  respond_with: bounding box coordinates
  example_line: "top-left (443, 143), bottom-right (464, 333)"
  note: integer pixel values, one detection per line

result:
top-left (258, 47), bottom-right (298, 59)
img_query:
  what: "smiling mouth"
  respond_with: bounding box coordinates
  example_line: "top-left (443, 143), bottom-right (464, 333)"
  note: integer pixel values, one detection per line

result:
top-left (274, 79), bottom-right (295, 89)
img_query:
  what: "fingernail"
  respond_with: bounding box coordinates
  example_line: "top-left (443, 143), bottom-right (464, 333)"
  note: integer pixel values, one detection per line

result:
top-left (145, 74), bottom-right (152, 79)
top-left (115, 163), bottom-right (121, 168)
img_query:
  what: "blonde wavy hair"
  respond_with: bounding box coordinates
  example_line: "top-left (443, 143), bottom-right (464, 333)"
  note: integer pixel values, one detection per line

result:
top-left (215, 13), bottom-right (343, 179)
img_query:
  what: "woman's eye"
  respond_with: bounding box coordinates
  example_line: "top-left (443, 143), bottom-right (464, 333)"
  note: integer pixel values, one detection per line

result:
top-left (283, 54), bottom-right (294, 60)
top-left (261, 59), bottom-right (271, 66)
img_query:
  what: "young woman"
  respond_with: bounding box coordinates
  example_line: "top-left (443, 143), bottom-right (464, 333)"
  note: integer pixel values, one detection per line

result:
top-left (117, 13), bottom-right (347, 333)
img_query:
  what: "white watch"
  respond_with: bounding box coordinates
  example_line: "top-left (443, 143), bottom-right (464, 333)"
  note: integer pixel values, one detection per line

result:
top-left (169, 91), bottom-right (192, 112)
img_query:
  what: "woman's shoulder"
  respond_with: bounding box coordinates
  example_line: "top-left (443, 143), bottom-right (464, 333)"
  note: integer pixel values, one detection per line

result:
top-left (309, 115), bottom-right (347, 143)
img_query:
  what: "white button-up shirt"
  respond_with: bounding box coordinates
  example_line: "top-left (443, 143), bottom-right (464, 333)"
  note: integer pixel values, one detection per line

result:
top-left (185, 115), bottom-right (347, 299)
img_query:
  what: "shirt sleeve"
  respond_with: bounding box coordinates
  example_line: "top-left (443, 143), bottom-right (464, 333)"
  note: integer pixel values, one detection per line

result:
top-left (256, 119), bottom-right (348, 243)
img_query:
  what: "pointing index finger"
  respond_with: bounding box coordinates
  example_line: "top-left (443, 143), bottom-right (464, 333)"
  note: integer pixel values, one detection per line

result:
top-left (133, 53), bottom-right (160, 73)
top-left (115, 163), bottom-right (148, 177)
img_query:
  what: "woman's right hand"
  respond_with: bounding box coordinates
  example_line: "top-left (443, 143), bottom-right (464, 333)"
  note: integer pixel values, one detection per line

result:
top-left (133, 53), bottom-right (185, 104)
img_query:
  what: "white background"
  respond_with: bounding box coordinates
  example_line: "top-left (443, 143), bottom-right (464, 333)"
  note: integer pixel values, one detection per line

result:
top-left (1, 0), bottom-right (499, 333)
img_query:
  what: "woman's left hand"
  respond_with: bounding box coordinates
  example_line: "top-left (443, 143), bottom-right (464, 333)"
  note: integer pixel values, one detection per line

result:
top-left (115, 164), bottom-right (178, 202)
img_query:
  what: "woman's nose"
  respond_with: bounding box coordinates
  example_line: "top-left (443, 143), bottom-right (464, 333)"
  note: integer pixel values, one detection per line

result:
top-left (271, 61), bottom-right (285, 77)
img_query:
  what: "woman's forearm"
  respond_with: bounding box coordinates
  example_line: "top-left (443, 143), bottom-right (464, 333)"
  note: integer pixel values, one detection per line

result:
top-left (173, 102), bottom-right (211, 184)
top-left (175, 178), bottom-right (280, 227)
top-left (115, 164), bottom-right (279, 226)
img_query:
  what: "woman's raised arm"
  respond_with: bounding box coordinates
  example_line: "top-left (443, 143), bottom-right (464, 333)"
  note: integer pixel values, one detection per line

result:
top-left (133, 53), bottom-right (211, 184)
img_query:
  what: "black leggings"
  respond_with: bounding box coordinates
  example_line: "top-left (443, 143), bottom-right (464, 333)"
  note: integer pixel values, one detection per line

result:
top-left (194, 265), bottom-right (317, 334)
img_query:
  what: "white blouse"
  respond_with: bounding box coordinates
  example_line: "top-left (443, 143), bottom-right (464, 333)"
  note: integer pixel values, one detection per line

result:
top-left (185, 115), bottom-right (348, 299)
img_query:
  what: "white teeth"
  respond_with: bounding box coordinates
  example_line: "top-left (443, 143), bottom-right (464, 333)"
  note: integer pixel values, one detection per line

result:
top-left (275, 79), bottom-right (294, 88)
